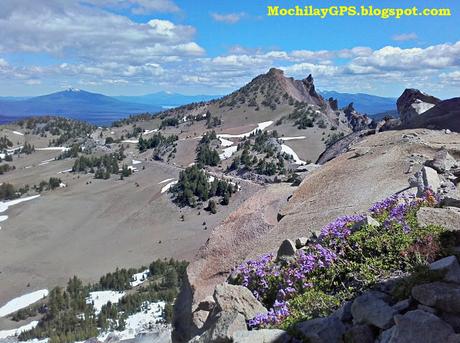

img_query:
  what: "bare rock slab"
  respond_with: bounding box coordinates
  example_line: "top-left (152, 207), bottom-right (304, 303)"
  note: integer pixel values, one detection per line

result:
top-left (213, 283), bottom-right (267, 320)
top-left (351, 291), bottom-right (396, 329)
top-left (430, 256), bottom-right (460, 284)
top-left (417, 207), bottom-right (460, 232)
top-left (412, 282), bottom-right (460, 313)
top-left (296, 315), bottom-right (345, 343)
top-left (233, 329), bottom-right (292, 343)
top-left (389, 310), bottom-right (454, 343)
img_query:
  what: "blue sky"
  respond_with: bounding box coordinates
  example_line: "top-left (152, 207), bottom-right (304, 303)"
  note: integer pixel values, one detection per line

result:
top-left (0, 0), bottom-right (459, 98)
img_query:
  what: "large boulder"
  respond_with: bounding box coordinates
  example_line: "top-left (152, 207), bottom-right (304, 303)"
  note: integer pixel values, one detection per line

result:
top-left (213, 283), bottom-right (267, 320)
top-left (389, 310), bottom-right (454, 343)
top-left (417, 207), bottom-right (460, 232)
top-left (351, 291), bottom-right (396, 329)
top-left (412, 282), bottom-right (460, 313)
top-left (426, 149), bottom-right (458, 173)
top-left (421, 166), bottom-right (441, 193)
top-left (430, 256), bottom-right (460, 284)
top-left (397, 89), bottom-right (441, 126)
top-left (296, 315), bottom-right (346, 342)
top-left (191, 311), bottom-right (247, 343)
top-left (344, 324), bottom-right (375, 343)
top-left (233, 329), bottom-right (292, 343)
top-left (276, 239), bottom-right (297, 259)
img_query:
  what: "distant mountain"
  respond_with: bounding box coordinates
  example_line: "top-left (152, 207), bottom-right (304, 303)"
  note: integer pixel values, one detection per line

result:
top-left (320, 90), bottom-right (396, 116)
top-left (0, 89), bottom-right (161, 126)
top-left (115, 91), bottom-right (221, 108)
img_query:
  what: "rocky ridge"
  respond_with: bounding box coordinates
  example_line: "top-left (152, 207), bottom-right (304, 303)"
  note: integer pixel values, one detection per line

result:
top-left (184, 138), bottom-right (460, 343)
top-left (173, 129), bottom-right (460, 342)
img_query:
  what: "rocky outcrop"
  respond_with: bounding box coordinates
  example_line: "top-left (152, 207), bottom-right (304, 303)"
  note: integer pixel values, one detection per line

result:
top-left (343, 103), bottom-right (373, 132)
top-left (397, 89), bottom-right (460, 132)
top-left (174, 129), bottom-right (460, 342)
top-left (173, 184), bottom-right (292, 342)
top-left (397, 89), bottom-right (441, 125)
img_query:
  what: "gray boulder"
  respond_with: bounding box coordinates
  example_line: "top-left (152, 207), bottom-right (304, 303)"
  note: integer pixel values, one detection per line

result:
top-left (276, 239), bottom-right (297, 259)
top-left (392, 299), bottom-right (411, 313)
top-left (443, 187), bottom-right (460, 208)
top-left (213, 283), bottom-right (267, 320)
top-left (389, 310), bottom-right (454, 343)
top-left (412, 282), bottom-right (460, 313)
top-left (422, 166), bottom-right (441, 193)
top-left (417, 207), bottom-right (460, 232)
top-left (430, 256), bottom-right (460, 283)
top-left (441, 312), bottom-right (460, 332)
top-left (344, 324), bottom-right (375, 343)
top-left (426, 149), bottom-right (458, 173)
top-left (191, 311), bottom-right (247, 343)
top-left (351, 291), bottom-right (396, 329)
top-left (233, 329), bottom-right (291, 343)
top-left (296, 315), bottom-right (345, 342)
top-left (351, 215), bottom-right (380, 231)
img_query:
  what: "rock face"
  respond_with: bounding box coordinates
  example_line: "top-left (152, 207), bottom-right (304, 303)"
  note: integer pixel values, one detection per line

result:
top-left (389, 310), bottom-right (454, 343)
top-left (417, 207), bottom-right (460, 232)
top-left (173, 130), bottom-right (460, 342)
top-left (397, 89), bottom-right (441, 126)
top-left (412, 282), bottom-right (460, 313)
top-left (233, 329), bottom-right (291, 343)
top-left (343, 103), bottom-right (373, 132)
top-left (296, 315), bottom-right (346, 343)
top-left (351, 291), bottom-right (396, 329)
top-left (213, 284), bottom-right (267, 320)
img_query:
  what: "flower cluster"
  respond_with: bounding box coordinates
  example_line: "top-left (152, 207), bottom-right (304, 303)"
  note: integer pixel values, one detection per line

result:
top-left (234, 188), bottom-right (441, 330)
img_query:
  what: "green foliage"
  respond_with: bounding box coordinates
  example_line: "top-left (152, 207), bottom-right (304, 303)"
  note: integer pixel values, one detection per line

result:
top-left (392, 264), bottom-right (444, 301)
top-left (0, 183), bottom-right (18, 200)
top-left (160, 117), bottom-right (179, 129)
top-left (73, 152), bottom-right (123, 178)
top-left (137, 133), bottom-right (177, 153)
top-left (21, 142), bottom-right (35, 154)
top-left (196, 144), bottom-right (220, 167)
top-left (170, 165), bottom-right (234, 208)
top-left (19, 259), bottom-right (188, 343)
top-left (280, 289), bottom-right (342, 331)
top-left (0, 163), bottom-right (14, 174)
top-left (0, 136), bottom-right (13, 150)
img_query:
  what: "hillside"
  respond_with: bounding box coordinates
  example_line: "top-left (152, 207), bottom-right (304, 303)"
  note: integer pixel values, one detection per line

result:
top-left (174, 128), bottom-right (460, 341)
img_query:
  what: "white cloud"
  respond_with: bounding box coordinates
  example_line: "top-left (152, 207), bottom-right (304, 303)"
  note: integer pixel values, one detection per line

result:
top-left (210, 12), bottom-right (246, 24)
top-left (392, 33), bottom-right (418, 42)
top-left (82, 0), bottom-right (180, 14)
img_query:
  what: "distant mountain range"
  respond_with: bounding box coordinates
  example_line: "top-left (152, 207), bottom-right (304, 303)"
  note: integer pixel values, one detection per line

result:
top-left (0, 87), bottom-right (398, 126)
top-left (114, 91), bottom-right (222, 107)
top-left (320, 90), bottom-right (397, 116)
top-left (0, 89), bottom-right (162, 126)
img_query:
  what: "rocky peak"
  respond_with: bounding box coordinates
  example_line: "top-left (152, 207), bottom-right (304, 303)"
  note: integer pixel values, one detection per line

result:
top-left (397, 89), bottom-right (441, 125)
top-left (343, 102), bottom-right (373, 132)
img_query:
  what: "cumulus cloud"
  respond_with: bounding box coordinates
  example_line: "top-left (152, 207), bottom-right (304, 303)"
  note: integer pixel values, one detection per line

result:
top-left (392, 33), bottom-right (418, 42)
top-left (0, 0), bottom-right (203, 65)
top-left (82, 0), bottom-right (180, 14)
top-left (210, 12), bottom-right (246, 24)
top-left (0, 1), bottom-right (459, 97)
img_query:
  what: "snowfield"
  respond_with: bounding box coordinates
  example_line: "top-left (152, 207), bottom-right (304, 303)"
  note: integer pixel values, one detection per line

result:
top-left (130, 270), bottom-right (150, 288)
top-left (281, 144), bottom-right (306, 165)
top-left (0, 321), bottom-right (39, 339)
top-left (219, 137), bottom-right (234, 147)
top-left (219, 146), bottom-right (238, 160)
top-left (161, 180), bottom-right (178, 194)
top-left (86, 291), bottom-right (125, 315)
top-left (158, 178), bottom-right (175, 185)
top-left (0, 289), bottom-right (49, 318)
top-left (36, 147), bottom-right (69, 152)
top-left (0, 195), bottom-right (41, 225)
top-left (97, 301), bottom-right (166, 341)
top-left (132, 159), bottom-right (142, 165)
top-left (217, 121), bottom-right (273, 139)
top-left (142, 129), bottom-right (158, 135)
top-left (279, 136), bottom-right (307, 141)
top-left (121, 139), bottom-right (139, 144)
top-left (11, 130), bottom-right (24, 136)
